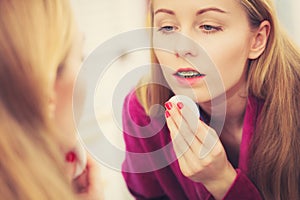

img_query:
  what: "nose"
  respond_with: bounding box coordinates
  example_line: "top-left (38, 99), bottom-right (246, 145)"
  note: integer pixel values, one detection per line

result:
top-left (174, 35), bottom-right (198, 58)
top-left (175, 48), bottom-right (198, 58)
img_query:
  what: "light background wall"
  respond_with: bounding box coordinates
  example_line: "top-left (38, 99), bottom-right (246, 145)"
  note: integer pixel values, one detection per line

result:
top-left (275, 0), bottom-right (300, 46)
top-left (70, 1), bottom-right (300, 199)
top-left (70, 1), bottom-right (148, 200)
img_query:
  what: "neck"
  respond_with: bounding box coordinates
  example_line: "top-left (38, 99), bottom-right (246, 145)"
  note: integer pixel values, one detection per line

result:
top-left (199, 78), bottom-right (248, 135)
top-left (223, 94), bottom-right (247, 133)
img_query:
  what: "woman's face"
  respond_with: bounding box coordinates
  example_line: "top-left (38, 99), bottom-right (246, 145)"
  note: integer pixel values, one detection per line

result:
top-left (152, 0), bottom-right (255, 103)
top-left (53, 29), bottom-right (85, 151)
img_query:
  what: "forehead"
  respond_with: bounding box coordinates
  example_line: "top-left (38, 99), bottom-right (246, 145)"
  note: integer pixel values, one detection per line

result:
top-left (152, 0), bottom-right (242, 14)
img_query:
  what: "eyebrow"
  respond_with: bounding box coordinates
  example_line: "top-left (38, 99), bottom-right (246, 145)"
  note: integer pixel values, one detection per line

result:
top-left (154, 7), bottom-right (228, 16)
top-left (154, 9), bottom-right (175, 15)
top-left (196, 7), bottom-right (228, 15)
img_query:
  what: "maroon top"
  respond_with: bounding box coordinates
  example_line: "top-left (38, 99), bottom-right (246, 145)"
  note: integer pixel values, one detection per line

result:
top-left (122, 90), bottom-right (263, 200)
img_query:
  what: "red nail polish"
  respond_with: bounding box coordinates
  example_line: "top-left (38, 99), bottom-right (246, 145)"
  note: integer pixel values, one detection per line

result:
top-left (66, 152), bottom-right (76, 162)
top-left (165, 110), bottom-right (170, 118)
top-left (177, 102), bottom-right (184, 110)
top-left (165, 102), bottom-right (172, 110)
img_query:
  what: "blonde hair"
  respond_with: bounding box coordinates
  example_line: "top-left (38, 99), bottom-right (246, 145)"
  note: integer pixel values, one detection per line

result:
top-left (138, 0), bottom-right (300, 199)
top-left (0, 104), bottom-right (77, 199)
top-left (242, 1), bottom-right (300, 199)
top-left (136, 1), bottom-right (172, 113)
top-left (0, 0), bottom-right (78, 199)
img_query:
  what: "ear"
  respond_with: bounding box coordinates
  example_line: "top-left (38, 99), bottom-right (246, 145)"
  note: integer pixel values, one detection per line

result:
top-left (248, 20), bottom-right (271, 59)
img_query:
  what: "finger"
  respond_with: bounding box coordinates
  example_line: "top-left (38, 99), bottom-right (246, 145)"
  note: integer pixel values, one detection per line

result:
top-left (197, 125), bottom-right (220, 159)
top-left (73, 169), bottom-right (88, 193)
top-left (165, 109), bottom-right (190, 157)
top-left (171, 134), bottom-right (205, 179)
top-left (76, 154), bottom-right (105, 200)
top-left (178, 102), bottom-right (220, 158)
top-left (166, 101), bottom-right (197, 150)
top-left (171, 100), bottom-right (205, 147)
top-left (85, 154), bottom-right (103, 189)
top-left (168, 122), bottom-right (200, 172)
top-left (176, 152), bottom-right (198, 178)
top-left (165, 106), bottom-right (202, 164)
top-left (173, 102), bottom-right (206, 157)
top-left (178, 101), bottom-right (200, 135)
top-left (176, 107), bottom-right (220, 159)
top-left (165, 101), bottom-right (217, 160)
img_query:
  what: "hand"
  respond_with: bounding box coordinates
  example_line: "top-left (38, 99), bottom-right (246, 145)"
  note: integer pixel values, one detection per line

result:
top-left (73, 154), bottom-right (104, 200)
top-left (165, 101), bottom-right (236, 199)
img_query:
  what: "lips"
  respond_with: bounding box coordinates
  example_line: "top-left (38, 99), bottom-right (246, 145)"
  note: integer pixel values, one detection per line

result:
top-left (174, 68), bottom-right (205, 78)
top-left (173, 68), bottom-right (206, 86)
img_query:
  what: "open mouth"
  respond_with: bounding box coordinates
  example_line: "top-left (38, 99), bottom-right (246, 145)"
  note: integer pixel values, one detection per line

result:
top-left (174, 69), bottom-right (206, 79)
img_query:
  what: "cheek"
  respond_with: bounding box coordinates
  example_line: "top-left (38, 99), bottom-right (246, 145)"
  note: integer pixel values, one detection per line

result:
top-left (154, 49), bottom-right (180, 75)
top-left (205, 37), bottom-right (250, 87)
top-left (154, 50), bottom-right (173, 75)
top-left (54, 71), bottom-right (81, 149)
top-left (54, 77), bottom-right (75, 132)
top-left (73, 76), bottom-right (86, 123)
top-left (154, 50), bottom-right (172, 65)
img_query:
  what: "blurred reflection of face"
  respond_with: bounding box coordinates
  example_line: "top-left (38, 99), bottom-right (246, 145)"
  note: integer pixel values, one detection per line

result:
top-left (53, 29), bottom-right (85, 151)
top-left (152, 0), bottom-right (254, 103)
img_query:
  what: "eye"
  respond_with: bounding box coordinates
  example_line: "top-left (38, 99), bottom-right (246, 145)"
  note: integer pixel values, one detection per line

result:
top-left (199, 24), bottom-right (222, 34)
top-left (158, 25), bottom-right (177, 34)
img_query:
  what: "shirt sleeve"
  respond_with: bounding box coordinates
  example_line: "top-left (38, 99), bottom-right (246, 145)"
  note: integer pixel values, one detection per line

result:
top-left (121, 91), bottom-right (168, 199)
top-left (204, 169), bottom-right (262, 200)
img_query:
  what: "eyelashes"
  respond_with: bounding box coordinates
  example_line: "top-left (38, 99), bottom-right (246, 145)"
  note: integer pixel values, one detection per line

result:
top-left (157, 25), bottom-right (177, 34)
top-left (157, 24), bottom-right (223, 35)
top-left (199, 24), bottom-right (223, 34)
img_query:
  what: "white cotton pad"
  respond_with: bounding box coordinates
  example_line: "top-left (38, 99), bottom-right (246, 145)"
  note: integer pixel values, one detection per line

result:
top-left (73, 141), bottom-right (87, 179)
top-left (169, 95), bottom-right (200, 118)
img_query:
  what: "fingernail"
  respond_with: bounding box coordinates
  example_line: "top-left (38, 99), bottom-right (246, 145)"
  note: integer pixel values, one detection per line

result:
top-left (165, 102), bottom-right (172, 110)
top-left (165, 110), bottom-right (170, 118)
top-left (177, 102), bottom-right (184, 110)
top-left (66, 151), bottom-right (76, 163)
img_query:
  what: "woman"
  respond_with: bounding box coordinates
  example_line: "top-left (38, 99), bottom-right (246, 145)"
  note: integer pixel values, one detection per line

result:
top-left (122, 0), bottom-right (300, 199)
top-left (0, 0), bottom-right (102, 199)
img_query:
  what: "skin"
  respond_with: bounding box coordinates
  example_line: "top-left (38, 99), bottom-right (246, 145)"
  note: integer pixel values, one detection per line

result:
top-left (51, 29), bottom-right (103, 199)
top-left (152, 0), bottom-right (253, 104)
top-left (53, 29), bottom-right (85, 153)
top-left (152, 0), bottom-right (270, 199)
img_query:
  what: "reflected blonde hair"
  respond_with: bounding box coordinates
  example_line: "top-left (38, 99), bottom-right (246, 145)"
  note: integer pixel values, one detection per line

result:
top-left (0, 0), bottom-right (77, 199)
top-left (138, 0), bottom-right (300, 199)
top-left (0, 104), bottom-right (77, 199)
